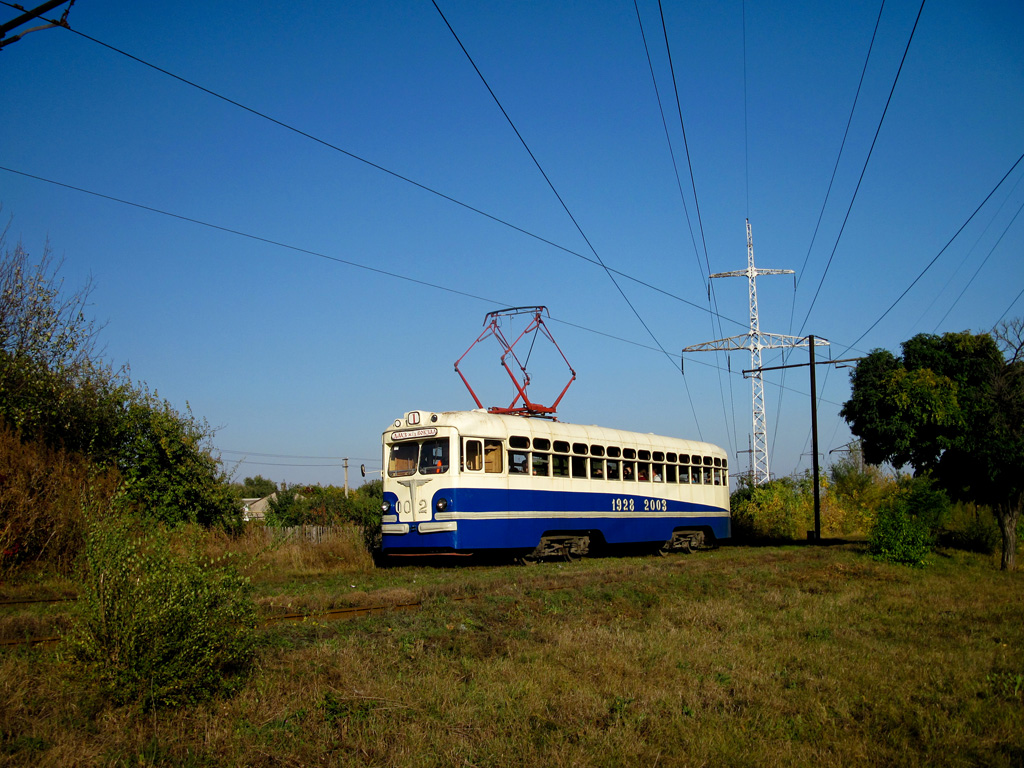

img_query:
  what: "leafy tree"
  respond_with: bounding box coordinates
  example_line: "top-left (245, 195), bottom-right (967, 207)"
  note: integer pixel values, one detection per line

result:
top-left (841, 329), bottom-right (1023, 570)
top-left (235, 474), bottom-right (277, 498)
top-left (0, 220), bottom-right (240, 541)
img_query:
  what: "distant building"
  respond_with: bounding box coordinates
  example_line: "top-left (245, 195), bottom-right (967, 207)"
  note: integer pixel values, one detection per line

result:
top-left (241, 494), bottom-right (275, 522)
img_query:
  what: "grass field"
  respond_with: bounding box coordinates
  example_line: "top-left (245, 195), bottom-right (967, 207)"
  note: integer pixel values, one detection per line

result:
top-left (2, 540), bottom-right (1023, 766)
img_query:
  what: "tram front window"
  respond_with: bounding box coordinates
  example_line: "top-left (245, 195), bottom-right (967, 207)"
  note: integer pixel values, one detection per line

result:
top-left (419, 439), bottom-right (449, 474)
top-left (388, 442), bottom-right (418, 477)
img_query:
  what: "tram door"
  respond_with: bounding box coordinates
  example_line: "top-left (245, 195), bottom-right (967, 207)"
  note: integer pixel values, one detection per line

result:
top-left (388, 436), bottom-right (450, 523)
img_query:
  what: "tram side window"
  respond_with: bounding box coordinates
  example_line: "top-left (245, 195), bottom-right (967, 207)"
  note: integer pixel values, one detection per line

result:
top-left (552, 454), bottom-right (569, 477)
top-left (606, 459), bottom-right (620, 480)
top-left (666, 464), bottom-right (677, 483)
top-left (637, 462), bottom-right (650, 482)
top-left (484, 440), bottom-right (503, 473)
top-left (464, 440), bottom-right (483, 472)
top-left (623, 461), bottom-right (636, 481)
top-left (419, 439), bottom-right (449, 474)
top-left (691, 465), bottom-right (702, 484)
top-left (653, 463), bottom-right (664, 482)
top-left (590, 457), bottom-right (604, 479)
top-left (509, 450), bottom-right (529, 474)
top-left (703, 465), bottom-right (713, 485)
top-left (532, 452), bottom-right (550, 476)
top-left (571, 455), bottom-right (587, 479)
top-left (388, 442), bottom-right (418, 477)
top-left (714, 468), bottom-right (723, 485)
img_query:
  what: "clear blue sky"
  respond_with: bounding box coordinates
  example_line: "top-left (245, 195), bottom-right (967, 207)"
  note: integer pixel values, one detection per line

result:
top-left (3, 0), bottom-right (1022, 488)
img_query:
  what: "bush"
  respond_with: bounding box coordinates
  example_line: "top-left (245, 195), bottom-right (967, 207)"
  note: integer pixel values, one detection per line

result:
top-left (940, 502), bottom-right (1001, 554)
top-left (265, 480), bottom-right (383, 552)
top-left (868, 475), bottom-right (949, 566)
top-left (730, 476), bottom-right (812, 541)
top-left (0, 422), bottom-right (120, 576)
top-left (64, 518), bottom-right (257, 709)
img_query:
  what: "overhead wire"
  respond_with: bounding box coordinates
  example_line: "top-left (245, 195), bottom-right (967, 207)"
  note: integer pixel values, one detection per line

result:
top-left (932, 196), bottom-right (1024, 331)
top-left (796, 0), bottom-right (927, 338)
top-left (651, 0), bottom-right (732, 449)
top-left (31, 17), bottom-right (750, 335)
top-left (770, 0), bottom-right (886, 461)
top-left (0, 164), bottom-right (850, 413)
top-left (429, 5), bottom-right (677, 359)
top-left (632, 0), bottom-right (723, 445)
top-left (843, 150), bottom-right (1024, 355)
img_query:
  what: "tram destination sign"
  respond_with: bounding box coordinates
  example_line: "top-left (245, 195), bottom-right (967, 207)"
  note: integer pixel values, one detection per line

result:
top-left (392, 428), bottom-right (438, 441)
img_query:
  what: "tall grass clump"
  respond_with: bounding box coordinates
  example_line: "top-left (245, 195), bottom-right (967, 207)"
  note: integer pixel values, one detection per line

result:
top-left (64, 518), bottom-right (258, 709)
top-left (0, 422), bottom-right (121, 576)
top-left (868, 475), bottom-right (950, 566)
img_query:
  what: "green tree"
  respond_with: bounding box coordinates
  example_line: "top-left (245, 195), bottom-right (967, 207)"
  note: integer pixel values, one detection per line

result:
top-left (0, 220), bottom-right (240, 539)
top-left (841, 328), bottom-right (1024, 570)
top-left (236, 474), bottom-right (277, 498)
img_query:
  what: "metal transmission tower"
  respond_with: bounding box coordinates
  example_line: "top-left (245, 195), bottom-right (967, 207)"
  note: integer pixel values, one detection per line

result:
top-left (682, 220), bottom-right (828, 485)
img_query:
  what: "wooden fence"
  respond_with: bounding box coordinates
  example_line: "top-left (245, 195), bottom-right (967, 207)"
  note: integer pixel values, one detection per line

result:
top-left (261, 524), bottom-right (351, 544)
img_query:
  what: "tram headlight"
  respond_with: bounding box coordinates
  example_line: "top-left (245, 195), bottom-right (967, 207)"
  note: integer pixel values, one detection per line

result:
top-left (435, 498), bottom-right (448, 513)
top-left (381, 500), bottom-right (391, 513)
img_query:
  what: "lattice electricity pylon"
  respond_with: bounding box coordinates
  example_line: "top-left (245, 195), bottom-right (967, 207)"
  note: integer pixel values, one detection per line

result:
top-left (682, 220), bottom-right (828, 485)
top-left (455, 306), bottom-right (576, 418)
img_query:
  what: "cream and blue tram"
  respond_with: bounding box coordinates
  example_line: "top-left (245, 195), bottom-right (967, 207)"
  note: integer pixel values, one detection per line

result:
top-left (380, 410), bottom-right (731, 558)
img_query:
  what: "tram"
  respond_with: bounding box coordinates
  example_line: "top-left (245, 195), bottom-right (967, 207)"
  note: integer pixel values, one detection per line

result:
top-left (380, 409), bottom-right (731, 559)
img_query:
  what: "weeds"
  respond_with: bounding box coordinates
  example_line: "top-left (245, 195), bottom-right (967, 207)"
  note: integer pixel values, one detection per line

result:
top-left (62, 518), bottom-right (257, 710)
top-left (2, 543), bottom-right (1022, 766)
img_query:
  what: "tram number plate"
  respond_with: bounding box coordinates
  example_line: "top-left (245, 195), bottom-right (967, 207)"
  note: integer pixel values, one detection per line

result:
top-left (612, 498), bottom-right (668, 512)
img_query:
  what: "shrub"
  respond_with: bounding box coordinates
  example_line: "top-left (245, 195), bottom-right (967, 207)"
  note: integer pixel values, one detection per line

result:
top-left (0, 422), bottom-right (120, 576)
top-left (868, 475), bottom-right (949, 566)
top-left (64, 518), bottom-right (257, 709)
top-left (940, 502), bottom-right (1001, 554)
top-left (730, 476), bottom-right (812, 541)
top-left (265, 480), bottom-right (383, 552)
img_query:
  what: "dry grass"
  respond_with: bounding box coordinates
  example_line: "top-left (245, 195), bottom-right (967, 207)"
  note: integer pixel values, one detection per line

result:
top-left (1, 543), bottom-right (1022, 766)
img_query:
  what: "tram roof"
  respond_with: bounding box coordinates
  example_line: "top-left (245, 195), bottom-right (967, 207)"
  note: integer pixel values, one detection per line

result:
top-left (386, 409), bottom-right (725, 456)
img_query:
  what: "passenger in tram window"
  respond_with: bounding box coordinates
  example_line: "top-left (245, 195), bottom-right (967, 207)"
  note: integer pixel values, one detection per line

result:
top-left (623, 463), bottom-right (634, 481)
top-left (509, 451), bottom-right (529, 474)
top-left (606, 459), bottom-right (620, 480)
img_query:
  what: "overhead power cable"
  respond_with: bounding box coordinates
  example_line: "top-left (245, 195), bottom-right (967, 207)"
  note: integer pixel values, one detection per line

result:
top-left (429, 2), bottom-right (677, 367)
top-left (844, 149), bottom-right (1024, 354)
top-left (15, 18), bottom-right (748, 335)
top-left (932, 196), bottom-right (1024, 331)
top-left (631, 0), bottom-right (705, 287)
top-left (772, 0), bottom-right (885, 461)
top-left (0, 165), bottom-right (850, 411)
top-left (797, 0), bottom-right (926, 337)
top-left (632, 0), bottom-right (725, 445)
top-left (219, 450), bottom-right (377, 461)
top-left (652, 0), bottom-right (730, 447)
top-left (795, 0), bottom-right (887, 290)
top-left (992, 288), bottom-right (1024, 332)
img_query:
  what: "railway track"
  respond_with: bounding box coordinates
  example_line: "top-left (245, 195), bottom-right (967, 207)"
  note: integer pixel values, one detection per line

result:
top-left (0, 548), bottom-right (724, 649)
